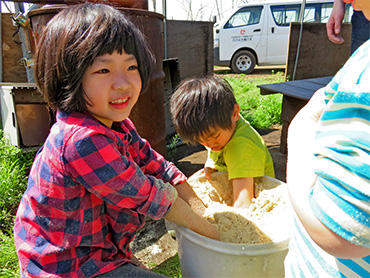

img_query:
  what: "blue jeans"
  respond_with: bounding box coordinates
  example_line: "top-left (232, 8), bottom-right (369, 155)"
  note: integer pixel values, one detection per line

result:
top-left (351, 11), bottom-right (370, 54)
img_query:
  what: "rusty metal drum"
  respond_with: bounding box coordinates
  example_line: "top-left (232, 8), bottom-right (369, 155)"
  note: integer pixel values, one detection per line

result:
top-left (16, 0), bottom-right (148, 9)
top-left (28, 5), bottom-right (167, 156)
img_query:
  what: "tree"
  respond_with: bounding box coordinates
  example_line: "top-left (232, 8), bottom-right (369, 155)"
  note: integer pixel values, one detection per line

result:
top-left (177, 0), bottom-right (209, 21)
top-left (151, 0), bottom-right (157, 12)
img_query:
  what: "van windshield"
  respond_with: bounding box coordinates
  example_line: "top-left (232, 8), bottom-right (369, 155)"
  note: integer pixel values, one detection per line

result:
top-left (224, 6), bottom-right (263, 29)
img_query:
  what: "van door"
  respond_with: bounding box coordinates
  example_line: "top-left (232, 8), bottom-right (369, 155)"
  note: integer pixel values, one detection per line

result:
top-left (266, 4), bottom-right (301, 65)
top-left (219, 5), bottom-right (265, 64)
top-left (265, 2), bottom-right (339, 65)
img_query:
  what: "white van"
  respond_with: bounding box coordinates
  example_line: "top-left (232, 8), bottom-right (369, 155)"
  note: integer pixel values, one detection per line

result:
top-left (213, 0), bottom-right (352, 74)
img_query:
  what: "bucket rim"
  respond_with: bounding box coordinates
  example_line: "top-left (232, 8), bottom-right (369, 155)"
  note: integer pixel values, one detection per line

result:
top-left (173, 223), bottom-right (289, 256)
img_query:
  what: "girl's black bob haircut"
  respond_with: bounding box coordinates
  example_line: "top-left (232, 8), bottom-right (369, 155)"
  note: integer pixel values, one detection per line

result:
top-left (35, 3), bottom-right (155, 113)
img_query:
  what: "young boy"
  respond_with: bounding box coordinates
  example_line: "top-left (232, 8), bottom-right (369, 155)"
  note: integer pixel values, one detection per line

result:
top-left (170, 75), bottom-right (274, 208)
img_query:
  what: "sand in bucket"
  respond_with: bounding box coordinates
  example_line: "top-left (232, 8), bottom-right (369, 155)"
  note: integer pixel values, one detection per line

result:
top-left (187, 170), bottom-right (292, 244)
top-left (170, 170), bottom-right (293, 278)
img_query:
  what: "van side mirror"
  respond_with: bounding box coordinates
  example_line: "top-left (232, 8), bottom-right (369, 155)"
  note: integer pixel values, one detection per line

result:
top-left (213, 15), bottom-right (217, 23)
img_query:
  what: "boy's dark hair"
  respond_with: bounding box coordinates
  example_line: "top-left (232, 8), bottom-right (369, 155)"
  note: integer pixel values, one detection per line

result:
top-left (35, 3), bottom-right (154, 112)
top-left (170, 75), bottom-right (237, 144)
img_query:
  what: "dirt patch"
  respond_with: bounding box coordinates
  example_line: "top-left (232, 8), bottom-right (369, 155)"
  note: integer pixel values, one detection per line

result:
top-left (132, 124), bottom-right (287, 268)
top-left (214, 65), bottom-right (286, 82)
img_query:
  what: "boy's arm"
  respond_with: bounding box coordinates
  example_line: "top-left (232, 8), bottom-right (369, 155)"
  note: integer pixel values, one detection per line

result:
top-left (164, 196), bottom-right (220, 240)
top-left (232, 177), bottom-right (254, 208)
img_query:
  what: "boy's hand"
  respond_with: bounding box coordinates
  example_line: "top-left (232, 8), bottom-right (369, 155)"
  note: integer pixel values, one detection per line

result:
top-left (204, 167), bottom-right (216, 180)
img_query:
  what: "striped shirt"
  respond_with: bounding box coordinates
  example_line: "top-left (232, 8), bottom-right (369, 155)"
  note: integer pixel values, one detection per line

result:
top-left (285, 40), bottom-right (370, 277)
top-left (14, 111), bottom-right (185, 277)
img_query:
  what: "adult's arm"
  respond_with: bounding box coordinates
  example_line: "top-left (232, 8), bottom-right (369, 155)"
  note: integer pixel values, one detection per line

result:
top-left (326, 0), bottom-right (346, 44)
top-left (287, 88), bottom-right (370, 259)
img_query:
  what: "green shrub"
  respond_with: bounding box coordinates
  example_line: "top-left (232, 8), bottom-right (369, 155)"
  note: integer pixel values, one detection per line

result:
top-left (0, 130), bottom-right (35, 234)
top-left (0, 131), bottom-right (36, 275)
top-left (224, 74), bottom-right (284, 129)
top-left (0, 228), bottom-right (20, 277)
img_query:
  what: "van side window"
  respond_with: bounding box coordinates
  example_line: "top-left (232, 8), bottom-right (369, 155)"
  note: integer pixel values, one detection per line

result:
top-left (271, 5), bottom-right (300, 26)
top-left (224, 6), bottom-right (263, 29)
top-left (303, 4), bottom-right (317, 22)
top-left (320, 3), bottom-right (333, 22)
top-left (271, 2), bottom-right (350, 25)
top-left (303, 3), bottom-right (334, 23)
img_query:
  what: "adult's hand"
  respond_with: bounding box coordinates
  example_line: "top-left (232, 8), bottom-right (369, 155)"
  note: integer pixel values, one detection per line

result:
top-left (327, 0), bottom-right (346, 44)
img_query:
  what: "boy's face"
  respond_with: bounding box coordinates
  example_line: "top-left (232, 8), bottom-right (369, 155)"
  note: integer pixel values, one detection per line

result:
top-left (82, 50), bottom-right (142, 128)
top-left (198, 105), bottom-right (240, 151)
top-left (198, 126), bottom-right (236, 151)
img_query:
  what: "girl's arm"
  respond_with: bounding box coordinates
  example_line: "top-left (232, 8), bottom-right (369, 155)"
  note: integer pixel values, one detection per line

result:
top-left (232, 177), bottom-right (254, 208)
top-left (164, 195), bottom-right (220, 241)
top-left (175, 180), bottom-right (207, 215)
top-left (287, 88), bottom-right (370, 259)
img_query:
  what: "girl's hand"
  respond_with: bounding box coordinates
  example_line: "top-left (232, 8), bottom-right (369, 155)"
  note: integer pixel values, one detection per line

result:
top-left (165, 197), bottom-right (220, 241)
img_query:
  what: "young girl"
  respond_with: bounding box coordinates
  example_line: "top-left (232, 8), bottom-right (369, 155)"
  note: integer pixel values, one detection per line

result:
top-left (14, 3), bottom-right (219, 277)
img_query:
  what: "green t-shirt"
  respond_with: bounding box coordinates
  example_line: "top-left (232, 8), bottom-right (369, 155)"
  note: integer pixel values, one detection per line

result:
top-left (208, 116), bottom-right (275, 179)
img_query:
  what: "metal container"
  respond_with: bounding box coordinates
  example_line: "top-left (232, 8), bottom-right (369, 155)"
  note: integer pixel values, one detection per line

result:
top-left (28, 6), bottom-right (167, 156)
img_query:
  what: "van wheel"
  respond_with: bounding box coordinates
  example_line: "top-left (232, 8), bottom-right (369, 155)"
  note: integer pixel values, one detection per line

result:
top-left (231, 50), bottom-right (256, 74)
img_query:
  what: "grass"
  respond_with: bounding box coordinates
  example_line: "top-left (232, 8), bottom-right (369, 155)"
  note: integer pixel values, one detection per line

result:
top-left (0, 130), bottom-right (35, 277)
top-left (152, 254), bottom-right (182, 278)
top-left (0, 230), bottom-right (19, 277)
top-left (0, 68), bottom-right (284, 277)
top-left (222, 72), bottom-right (284, 129)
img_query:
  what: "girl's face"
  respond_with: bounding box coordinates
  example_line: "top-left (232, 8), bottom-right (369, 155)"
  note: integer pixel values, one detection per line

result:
top-left (82, 50), bottom-right (142, 128)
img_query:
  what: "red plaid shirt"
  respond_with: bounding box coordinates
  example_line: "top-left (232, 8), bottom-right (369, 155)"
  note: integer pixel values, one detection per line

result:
top-left (14, 111), bottom-right (185, 277)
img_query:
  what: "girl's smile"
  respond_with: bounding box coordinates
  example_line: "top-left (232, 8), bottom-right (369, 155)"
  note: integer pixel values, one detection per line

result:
top-left (82, 50), bottom-right (142, 127)
top-left (110, 96), bottom-right (129, 109)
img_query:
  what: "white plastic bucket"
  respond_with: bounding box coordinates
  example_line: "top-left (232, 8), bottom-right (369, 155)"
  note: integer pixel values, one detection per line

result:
top-left (167, 175), bottom-right (290, 278)
top-left (172, 223), bottom-right (289, 278)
